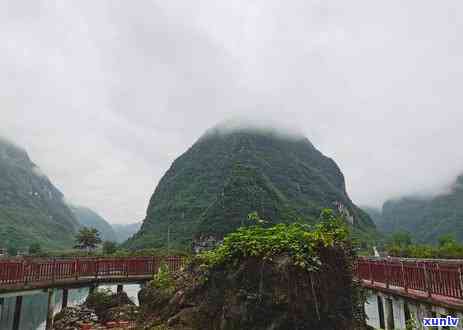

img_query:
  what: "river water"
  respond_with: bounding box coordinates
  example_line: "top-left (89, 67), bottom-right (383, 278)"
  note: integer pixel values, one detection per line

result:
top-left (0, 284), bottom-right (141, 330)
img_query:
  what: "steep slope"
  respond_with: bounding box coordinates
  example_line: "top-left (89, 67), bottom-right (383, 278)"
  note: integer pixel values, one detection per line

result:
top-left (113, 222), bottom-right (141, 243)
top-left (70, 205), bottom-right (118, 242)
top-left (362, 207), bottom-right (385, 230)
top-left (376, 175), bottom-right (463, 243)
top-left (126, 126), bottom-right (376, 250)
top-left (0, 138), bottom-right (79, 250)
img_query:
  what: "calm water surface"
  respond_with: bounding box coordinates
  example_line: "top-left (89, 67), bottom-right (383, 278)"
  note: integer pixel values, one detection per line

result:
top-left (0, 284), bottom-right (140, 330)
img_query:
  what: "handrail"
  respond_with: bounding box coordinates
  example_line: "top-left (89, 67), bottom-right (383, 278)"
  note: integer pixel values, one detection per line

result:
top-left (0, 256), bottom-right (186, 287)
top-left (355, 258), bottom-right (463, 299)
top-left (3, 255), bottom-right (461, 301)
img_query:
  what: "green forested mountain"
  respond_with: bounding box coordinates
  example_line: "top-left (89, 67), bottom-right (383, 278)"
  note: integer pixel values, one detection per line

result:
top-left (113, 222), bottom-right (141, 243)
top-left (362, 207), bottom-right (384, 229)
top-left (365, 175), bottom-right (463, 243)
top-left (0, 138), bottom-right (79, 250)
top-left (125, 126), bottom-right (376, 250)
top-left (70, 205), bottom-right (118, 242)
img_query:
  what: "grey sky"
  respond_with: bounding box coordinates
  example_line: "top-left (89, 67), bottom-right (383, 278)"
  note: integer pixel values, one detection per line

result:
top-left (1, 1), bottom-right (463, 223)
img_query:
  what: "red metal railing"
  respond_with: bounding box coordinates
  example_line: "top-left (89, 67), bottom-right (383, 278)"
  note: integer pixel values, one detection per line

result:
top-left (5, 256), bottom-right (462, 301)
top-left (0, 256), bottom-right (186, 287)
top-left (355, 258), bottom-right (463, 299)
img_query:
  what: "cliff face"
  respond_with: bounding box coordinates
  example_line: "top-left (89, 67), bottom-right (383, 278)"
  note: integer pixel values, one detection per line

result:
top-left (0, 138), bottom-right (79, 249)
top-left (373, 175), bottom-right (463, 243)
top-left (126, 126), bottom-right (376, 250)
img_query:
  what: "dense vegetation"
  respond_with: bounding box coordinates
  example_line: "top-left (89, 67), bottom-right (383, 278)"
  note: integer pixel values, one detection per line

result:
top-left (0, 137), bottom-right (79, 250)
top-left (70, 205), bottom-right (118, 242)
top-left (385, 231), bottom-right (463, 259)
top-left (199, 209), bottom-right (349, 271)
top-left (365, 174), bottom-right (463, 244)
top-left (126, 127), bottom-right (377, 250)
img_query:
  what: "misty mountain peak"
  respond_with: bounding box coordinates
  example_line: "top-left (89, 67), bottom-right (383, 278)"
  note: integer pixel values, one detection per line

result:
top-left (203, 118), bottom-right (306, 142)
top-left (125, 124), bottom-right (376, 250)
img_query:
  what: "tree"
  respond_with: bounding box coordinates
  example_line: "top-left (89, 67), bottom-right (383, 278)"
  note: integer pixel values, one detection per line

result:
top-left (391, 231), bottom-right (412, 247)
top-left (102, 241), bottom-right (118, 255)
top-left (29, 242), bottom-right (42, 255)
top-left (74, 227), bottom-right (102, 252)
top-left (7, 246), bottom-right (17, 257)
top-left (438, 234), bottom-right (457, 248)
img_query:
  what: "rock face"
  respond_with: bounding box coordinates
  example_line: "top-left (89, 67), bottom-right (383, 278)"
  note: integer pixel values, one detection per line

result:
top-left (366, 174), bottom-right (463, 243)
top-left (126, 126), bottom-right (376, 250)
top-left (138, 252), bottom-right (364, 330)
top-left (70, 205), bottom-right (118, 242)
top-left (53, 307), bottom-right (99, 330)
top-left (0, 137), bottom-right (79, 250)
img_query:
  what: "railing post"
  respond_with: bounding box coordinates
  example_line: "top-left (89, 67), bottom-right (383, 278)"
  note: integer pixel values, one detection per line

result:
top-left (401, 261), bottom-right (408, 292)
top-left (95, 259), bottom-right (99, 279)
top-left (52, 258), bottom-right (56, 284)
top-left (21, 260), bottom-right (26, 285)
top-left (423, 263), bottom-right (431, 298)
top-left (385, 260), bottom-right (389, 289)
top-left (436, 263), bottom-right (441, 295)
top-left (459, 265), bottom-right (463, 299)
top-left (126, 258), bottom-right (129, 277)
top-left (75, 258), bottom-right (79, 280)
top-left (369, 261), bottom-right (373, 284)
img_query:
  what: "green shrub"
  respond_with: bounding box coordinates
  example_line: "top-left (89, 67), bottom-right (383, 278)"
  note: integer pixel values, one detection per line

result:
top-left (85, 288), bottom-right (114, 309)
top-left (198, 209), bottom-right (349, 272)
top-left (151, 263), bottom-right (175, 291)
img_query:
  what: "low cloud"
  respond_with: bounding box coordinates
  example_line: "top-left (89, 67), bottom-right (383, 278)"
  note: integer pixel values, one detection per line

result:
top-left (1, 1), bottom-right (463, 221)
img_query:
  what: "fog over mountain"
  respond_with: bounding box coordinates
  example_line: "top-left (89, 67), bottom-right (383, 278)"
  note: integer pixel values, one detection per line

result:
top-left (1, 1), bottom-right (463, 223)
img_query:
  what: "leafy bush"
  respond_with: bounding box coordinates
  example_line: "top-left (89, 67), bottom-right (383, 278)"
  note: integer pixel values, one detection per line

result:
top-left (85, 288), bottom-right (114, 309)
top-left (198, 209), bottom-right (349, 272)
top-left (151, 263), bottom-right (175, 291)
top-left (102, 241), bottom-right (118, 255)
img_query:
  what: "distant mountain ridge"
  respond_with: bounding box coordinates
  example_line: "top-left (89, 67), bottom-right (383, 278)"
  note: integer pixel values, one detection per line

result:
top-left (365, 175), bottom-right (463, 243)
top-left (113, 222), bottom-right (141, 243)
top-left (0, 137), bottom-right (79, 250)
top-left (70, 205), bottom-right (118, 242)
top-left (126, 125), bottom-right (376, 250)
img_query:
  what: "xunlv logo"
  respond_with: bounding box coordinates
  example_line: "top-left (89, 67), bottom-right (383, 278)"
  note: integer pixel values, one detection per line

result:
top-left (423, 316), bottom-right (459, 327)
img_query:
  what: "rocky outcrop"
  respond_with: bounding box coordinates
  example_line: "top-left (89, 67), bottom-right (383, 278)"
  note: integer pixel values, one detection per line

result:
top-left (53, 291), bottom-right (139, 330)
top-left (53, 307), bottom-right (99, 330)
top-left (138, 252), bottom-right (365, 330)
top-left (84, 291), bottom-right (136, 323)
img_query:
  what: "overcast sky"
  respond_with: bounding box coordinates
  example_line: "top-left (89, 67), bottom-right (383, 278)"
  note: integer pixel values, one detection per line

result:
top-left (2, 1), bottom-right (463, 224)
